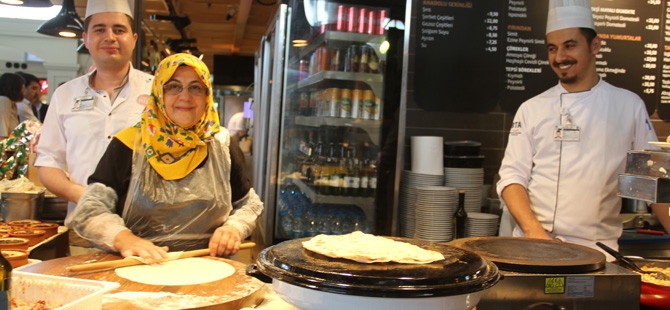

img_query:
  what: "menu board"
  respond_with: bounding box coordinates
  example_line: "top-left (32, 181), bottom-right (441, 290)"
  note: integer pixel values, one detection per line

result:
top-left (413, 0), bottom-right (669, 118)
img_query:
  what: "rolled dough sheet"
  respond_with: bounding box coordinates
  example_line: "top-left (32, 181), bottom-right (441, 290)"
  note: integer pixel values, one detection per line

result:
top-left (115, 257), bottom-right (236, 286)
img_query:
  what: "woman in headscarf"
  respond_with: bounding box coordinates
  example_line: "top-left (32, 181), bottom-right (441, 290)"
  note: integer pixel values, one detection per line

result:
top-left (70, 54), bottom-right (263, 262)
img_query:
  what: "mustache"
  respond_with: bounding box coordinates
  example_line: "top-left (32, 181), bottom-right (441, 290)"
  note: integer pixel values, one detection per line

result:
top-left (553, 60), bottom-right (576, 67)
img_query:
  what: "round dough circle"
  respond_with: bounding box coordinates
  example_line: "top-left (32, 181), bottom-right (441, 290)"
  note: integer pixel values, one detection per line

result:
top-left (115, 257), bottom-right (236, 286)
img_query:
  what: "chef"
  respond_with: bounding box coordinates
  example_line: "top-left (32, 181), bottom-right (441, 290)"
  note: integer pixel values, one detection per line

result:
top-left (497, 0), bottom-right (659, 261)
top-left (35, 0), bottom-right (153, 254)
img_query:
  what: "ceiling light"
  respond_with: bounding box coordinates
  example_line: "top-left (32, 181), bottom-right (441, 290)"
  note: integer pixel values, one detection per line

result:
top-left (1, 0), bottom-right (24, 5)
top-left (35, 0), bottom-right (83, 38)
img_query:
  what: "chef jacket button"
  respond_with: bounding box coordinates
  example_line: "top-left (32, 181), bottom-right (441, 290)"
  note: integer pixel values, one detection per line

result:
top-left (108, 112), bottom-right (112, 116)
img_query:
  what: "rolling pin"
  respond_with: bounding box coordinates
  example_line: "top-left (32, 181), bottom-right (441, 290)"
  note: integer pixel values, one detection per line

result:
top-left (68, 242), bottom-right (255, 272)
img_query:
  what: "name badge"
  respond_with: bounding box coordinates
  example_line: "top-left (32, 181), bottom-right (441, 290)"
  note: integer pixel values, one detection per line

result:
top-left (554, 124), bottom-right (580, 142)
top-left (72, 95), bottom-right (94, 111)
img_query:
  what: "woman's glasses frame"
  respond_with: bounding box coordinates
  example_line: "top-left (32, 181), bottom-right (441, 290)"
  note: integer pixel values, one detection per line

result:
top-left (163, 81), bottom-right (210, 96)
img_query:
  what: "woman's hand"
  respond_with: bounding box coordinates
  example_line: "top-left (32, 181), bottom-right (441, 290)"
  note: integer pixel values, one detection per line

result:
top-left (113, 230), bottom-right (169, 262)
top-left (209, 225), bottom-right (241, 257)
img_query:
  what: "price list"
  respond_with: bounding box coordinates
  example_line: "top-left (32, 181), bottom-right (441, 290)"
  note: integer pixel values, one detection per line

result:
top-left (499, 0), bottom-right (554, 112)
top-left (590, 0), bottom-right (663, 117)
top-left (413, 0), bottom-right (504, 112)
top-left (411, 0), bottom-right (670, 115)
top-left (659, 0), bottom-right (670, 119)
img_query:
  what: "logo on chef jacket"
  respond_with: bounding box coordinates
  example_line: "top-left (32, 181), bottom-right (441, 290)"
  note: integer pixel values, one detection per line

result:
top-left (137, 94), bottom-right (150, 106)
top-left (510, 121), bottom-right (522, 135)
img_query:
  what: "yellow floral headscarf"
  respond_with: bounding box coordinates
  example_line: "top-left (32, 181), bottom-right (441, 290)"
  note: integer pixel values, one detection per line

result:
top-left (117, 53), bottom-right (220, 180)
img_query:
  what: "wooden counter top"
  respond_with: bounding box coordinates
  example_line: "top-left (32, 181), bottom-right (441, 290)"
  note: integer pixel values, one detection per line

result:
top-left (19, 253), bottom-right (265, 309)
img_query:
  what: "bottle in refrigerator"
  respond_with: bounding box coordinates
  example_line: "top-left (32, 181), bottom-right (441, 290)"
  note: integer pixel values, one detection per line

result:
top-left (319, 47), bottom-right (329, 73)
top-left (309, 90), bottom-right (319, 116)
top-left (299, 92), bottom-right (309, 116)
top-left (377, 9), bottom-right (388, 35)
top-left (334, 4), bottom-right (345, 32)
top-left (366, 9), bottom-right (376, 35)
top-left (374, 96), bottom-right (383, 120)
top-left (368, 50), bottom-right (381, 74)
top-left (346, 6), bottom-right (357, 33)
top-left (330, 48), bottom-right (343, 71)
top-left (357, 7), bottom-right (367, 34)
top-left (344, 145), bottom-right (361, 196)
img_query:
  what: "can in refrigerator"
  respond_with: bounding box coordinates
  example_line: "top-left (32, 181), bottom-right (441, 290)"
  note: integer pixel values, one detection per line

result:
top-left (318, 47), bottom-right (329, 73)
top-left (321, 88), bottom-right (331, 116)
top-left (299, 92), bottom-right (309, 116)
top-left (347, 6), bottom-right (357, 32)
top-left (335, 4), bottom-right (345, 31)
top-left (340, 88), bottom-right (352, 118)
top-left (309, 91), bottom-right (319, 116)
top-left (367, 9), bottom-right (376, 35)
top-left (373, 96), bottom-right (383, 120)
top-left (351, 89), bottom-right (362, 119)
top-left (377, 9), bottom-right (388, 35)
top-left (328, 88), bottom-right (340, 118)
top-left (357, 7), bottom-right (367, 34)
top-left (299, 59), bottom-right (309, 80)
top-left (362, 90), bottom-right (375, 119)
top-left (358, 45), bottom-right (370, 73)
top-left (344, 45), bottom-right (359, 72)
top-left (330, 48), bottom-right (343, 71)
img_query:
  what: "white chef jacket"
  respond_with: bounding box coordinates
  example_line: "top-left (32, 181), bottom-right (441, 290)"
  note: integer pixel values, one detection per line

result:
top-left (497, 79), bottom-right (658, 248)
top-left (16, 98), bottom-right (38, 122)
top-left (35, 66), bottom-right (153, 226)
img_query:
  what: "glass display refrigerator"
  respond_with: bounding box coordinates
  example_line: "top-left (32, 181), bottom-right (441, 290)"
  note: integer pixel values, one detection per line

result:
top-left (252, 0), bottom-right (406, 246)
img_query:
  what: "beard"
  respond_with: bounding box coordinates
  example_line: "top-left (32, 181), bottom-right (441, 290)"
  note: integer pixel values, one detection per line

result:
top-left (553, 60), bottom-right (578, 84)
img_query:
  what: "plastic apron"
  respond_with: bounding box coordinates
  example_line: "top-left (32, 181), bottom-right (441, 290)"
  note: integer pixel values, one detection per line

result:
top-left (122, 130), bottom-right (232, 251)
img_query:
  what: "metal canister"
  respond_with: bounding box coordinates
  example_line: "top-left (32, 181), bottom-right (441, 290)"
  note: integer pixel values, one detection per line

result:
top-left (328, 88), bottom-right (340, 117)
top-left (362, 90), bottom-right (375, 119)
top-left (351, 89), bottom-right (362, 119)
top-left (340, 88), bottom-right (352, 118)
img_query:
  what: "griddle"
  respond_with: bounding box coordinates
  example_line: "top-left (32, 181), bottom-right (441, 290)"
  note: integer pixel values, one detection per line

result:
top-left (255, 236), bottom-right (501, 298)
top-left (449, 237), bottom-right (606, 273)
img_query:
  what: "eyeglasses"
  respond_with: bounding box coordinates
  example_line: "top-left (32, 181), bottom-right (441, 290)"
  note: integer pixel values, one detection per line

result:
top-left (163, 82), bottom-right (209, 96)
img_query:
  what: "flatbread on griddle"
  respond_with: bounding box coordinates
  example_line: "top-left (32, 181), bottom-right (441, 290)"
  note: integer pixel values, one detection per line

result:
top-left (302, 231), bottom-right (444, 264)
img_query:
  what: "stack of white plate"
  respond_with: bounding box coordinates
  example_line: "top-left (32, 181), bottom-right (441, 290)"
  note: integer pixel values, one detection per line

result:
top-left (465, 212), bottom-right (500, 237)
top-left (444, 167), bottom-right (484, 213)
top-left (414, 186), bottom-right (458, 242)
top-left (399, 170), bottom-right (444, 238)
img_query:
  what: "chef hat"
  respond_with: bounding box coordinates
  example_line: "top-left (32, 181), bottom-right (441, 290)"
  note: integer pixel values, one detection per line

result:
top-left (546, 0), bottom-right (595, 34)
top-left (85, 0), bottom-right (134, 19)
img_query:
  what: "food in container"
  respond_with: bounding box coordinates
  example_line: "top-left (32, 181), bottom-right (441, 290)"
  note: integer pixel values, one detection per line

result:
top-left (29, 222), bottom-right (59, 239)
top-left (7, 219), bottom-right (40, 228)
top-left (0, 237), bottom-right (29, 251)
top-left (1, 249), bottom-right (28, 268)
top-left (9, 230), bottom-right (45, 246)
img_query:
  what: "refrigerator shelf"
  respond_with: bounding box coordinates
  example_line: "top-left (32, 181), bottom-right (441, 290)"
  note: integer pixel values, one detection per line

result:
top-left (294, 115), bottom-right (382, 145)
top-left (298, 31), bottom-right (387, 60)
top-left (297, 70), bottom-right (384, 98)
top-left (291, 177), bottom-right (376, 221)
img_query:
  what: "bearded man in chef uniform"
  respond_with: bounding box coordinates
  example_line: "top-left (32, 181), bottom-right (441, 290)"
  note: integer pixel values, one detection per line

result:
top-left (35, 0), bottom-right (153, 254)
top-left (497, 0), bottom-right (661, 261)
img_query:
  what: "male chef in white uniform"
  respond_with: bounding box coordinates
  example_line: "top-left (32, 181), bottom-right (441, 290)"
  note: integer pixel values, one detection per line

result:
top-left (497, 0), bottom-right (659, 261)
top-left (35, 0), bottom-right (153, 254)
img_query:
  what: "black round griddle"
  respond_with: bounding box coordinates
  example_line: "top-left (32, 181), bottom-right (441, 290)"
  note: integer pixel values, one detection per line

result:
top-left (256, 236), bottom-right (500, 298)
top-left (449, 237), bottom-right (606, 274)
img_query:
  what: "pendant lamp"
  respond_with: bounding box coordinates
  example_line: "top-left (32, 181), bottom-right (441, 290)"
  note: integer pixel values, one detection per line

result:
top-left (36, 0), bottom-right (83, 38)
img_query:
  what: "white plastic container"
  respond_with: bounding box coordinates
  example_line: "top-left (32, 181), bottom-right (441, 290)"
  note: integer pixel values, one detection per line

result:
top-left (12, 271), bottom-right (119, 310)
